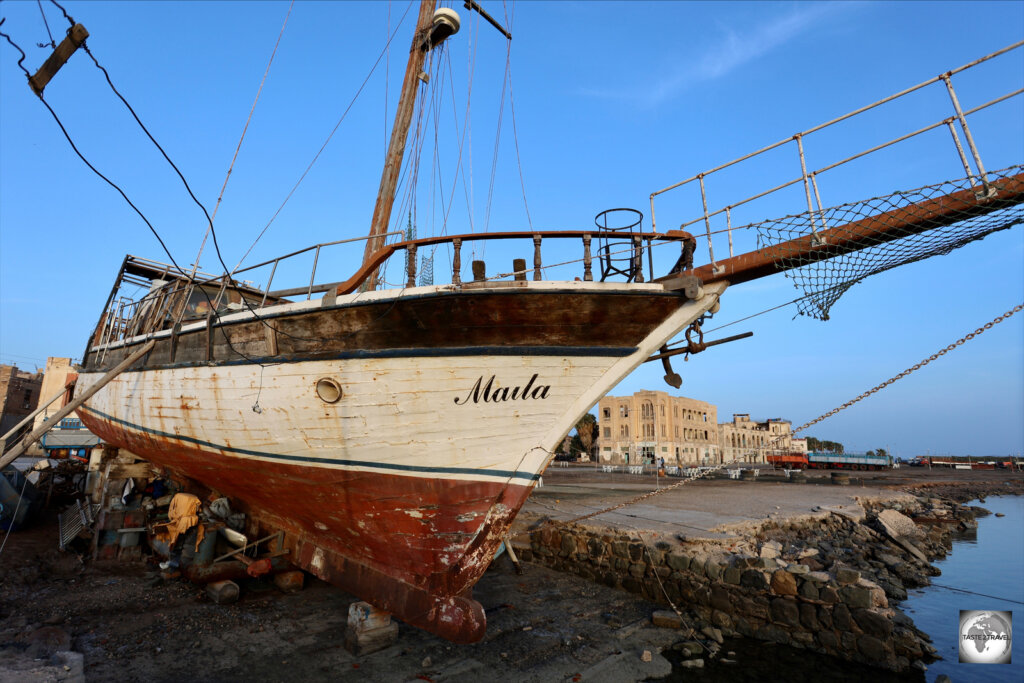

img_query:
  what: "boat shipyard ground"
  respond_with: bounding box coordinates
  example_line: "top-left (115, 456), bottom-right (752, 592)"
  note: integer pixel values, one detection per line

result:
top-left (2, 465), bottom-right (1022, 682)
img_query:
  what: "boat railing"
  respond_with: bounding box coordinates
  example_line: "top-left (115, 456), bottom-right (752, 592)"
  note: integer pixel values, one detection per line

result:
top-left (650, 40), bottom-right (1024, 275)
top-left (90, 226), bottom-right (693, 350)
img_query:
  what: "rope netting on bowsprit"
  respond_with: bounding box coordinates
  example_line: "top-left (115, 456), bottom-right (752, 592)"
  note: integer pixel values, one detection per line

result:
top-left (752, 165), bottom-right (1024, 320)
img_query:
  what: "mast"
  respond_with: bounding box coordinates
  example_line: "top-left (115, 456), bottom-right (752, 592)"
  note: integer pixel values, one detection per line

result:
top-left (361, 0), bottom-right (440, 291)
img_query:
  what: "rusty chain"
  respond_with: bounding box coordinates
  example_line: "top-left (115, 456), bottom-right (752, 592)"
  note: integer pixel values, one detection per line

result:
top-left (520, 302), bottom-right (1023, 533)
top-left (789, 302), bottom-right (1023, 435)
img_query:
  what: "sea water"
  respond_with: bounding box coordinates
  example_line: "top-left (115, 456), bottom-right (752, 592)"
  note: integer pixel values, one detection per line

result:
top-left (901, 494), bottom-right (1023, 683)
top-left (666, 494), bottom-right (1023, 682)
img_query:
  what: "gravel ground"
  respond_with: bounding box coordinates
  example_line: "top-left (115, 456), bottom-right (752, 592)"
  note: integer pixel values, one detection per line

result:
top-left (1, 467), bottom-right (1019, 682)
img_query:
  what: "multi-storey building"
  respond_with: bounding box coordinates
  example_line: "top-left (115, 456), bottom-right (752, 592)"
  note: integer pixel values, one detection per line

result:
top-left (596, 390), bottom-right (719, 465)
top-left (718, 414), bottom-right (794, 464)
top-left (0, 364), bottom-right (43, 438)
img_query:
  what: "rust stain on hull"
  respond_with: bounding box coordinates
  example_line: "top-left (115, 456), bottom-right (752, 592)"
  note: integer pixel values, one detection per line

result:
top-left (79, 408), bottom-right (531, 643)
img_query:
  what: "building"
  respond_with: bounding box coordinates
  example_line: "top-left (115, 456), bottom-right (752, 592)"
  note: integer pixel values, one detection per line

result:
top-left (27, 357), bottom-right (80, 456)
top-left (718, 414), bottom-right (794, 464)
top-left (0, 363), bottom-right (43, 439)
top-left (596, 390), bottom-right (719, 465)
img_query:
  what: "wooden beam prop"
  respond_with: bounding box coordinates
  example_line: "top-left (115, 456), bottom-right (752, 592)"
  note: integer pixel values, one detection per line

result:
top-left (0, 339), bottom-right (155, 468)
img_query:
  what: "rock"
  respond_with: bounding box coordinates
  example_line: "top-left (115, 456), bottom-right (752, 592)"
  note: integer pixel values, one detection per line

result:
top-left (840, 584), bottom-right (874, 609)
top-left (666, 552), bottom-right (691, 571)
top-left (818, 630), bottom-right (839, 651)
top-left (770, 597), bottom-right (800, 627)
top-left (853, 609), bottom-right (894, 638)
top-left (819, 586), bottom-right (839, 604)
top-left (640, 649), bottom-right (652, 662)
top-left (740, 569), bottom-right (769, 590)
top-left (421, 657), bottom-right (432, 667)
top-left (797, 548), bottom-right (819, 559)
top-left (771, 569), bottom-right (798, 596)
top-left (833, 603), bottom-right (853, 631)
top-left (857, 634), bottom-right (889, 662)
top-left (935, 675), bottom-right (951, 683)
top-left (798, 580), bottom-right (819, 600)
top-left (995, 513), bottom-right (1005, 518)
top-left (786, 563), bottom-right (810, 575)
top-left (705, 559), bottom-right (723, 581)
top-left (835, 567), bottom-right (861, 585)
top-left (700, 626), bottom-right (723, 644)
top-left (679, 658), bottom-right (704, 668)
top-left (805, 571), bottom-right (831, 583)
top-left (760, 541), bottom-right (783, 559)
top-left (651, 610), bottom-right (683, 629)
top-left (877, 509), bottom-right (923, 541)
top-left (724, 567), bottom-right (742, 585)
top-left (857, 578), bottom-right (889, 607)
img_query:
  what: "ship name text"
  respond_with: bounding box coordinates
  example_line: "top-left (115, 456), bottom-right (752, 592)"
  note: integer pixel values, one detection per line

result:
top-left (454, 373), bottom-right (551, 405)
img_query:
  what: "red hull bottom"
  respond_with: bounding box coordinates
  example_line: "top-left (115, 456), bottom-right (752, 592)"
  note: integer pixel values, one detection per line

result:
top-left (80, 408), bottom-right (533, 643)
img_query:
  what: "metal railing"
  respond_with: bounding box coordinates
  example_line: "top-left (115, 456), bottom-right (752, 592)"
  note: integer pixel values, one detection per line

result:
top-left (649, 40), bottom-right (1024, 273)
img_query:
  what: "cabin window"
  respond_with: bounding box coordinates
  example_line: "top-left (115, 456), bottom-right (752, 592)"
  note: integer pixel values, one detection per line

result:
top-left (620, 405), bottom-right (629, 418)
top-left (620, 424), bottom-right (629, 437)
top-left (603, 407), bottom-right (611, 420)
top-left (603, 427), bottom-right (610, 438)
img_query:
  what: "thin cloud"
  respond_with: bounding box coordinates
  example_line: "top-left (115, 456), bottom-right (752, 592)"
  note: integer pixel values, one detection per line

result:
top-left (580, 3), bottom-right (852, 107)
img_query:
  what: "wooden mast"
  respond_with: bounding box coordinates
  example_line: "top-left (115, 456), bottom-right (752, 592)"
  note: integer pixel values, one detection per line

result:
top-left (361, 0), bottom-right (438, 291)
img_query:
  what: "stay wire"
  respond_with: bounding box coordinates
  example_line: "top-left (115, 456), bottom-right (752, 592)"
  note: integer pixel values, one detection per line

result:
top-left (232, 0), bottom-right (415, 273)
top-left (0, 24), bottom-right (184, 280)
top-left (192, 0), bottom-right (295, 279)
top-left (36, 0), bottom-right (55, 47)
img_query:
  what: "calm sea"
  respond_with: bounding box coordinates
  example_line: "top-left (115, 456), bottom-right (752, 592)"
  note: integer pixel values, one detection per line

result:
top-left (666, 494), bottom-right (1023, 682)
top-left (902, 494), bottom-right (1023, 683)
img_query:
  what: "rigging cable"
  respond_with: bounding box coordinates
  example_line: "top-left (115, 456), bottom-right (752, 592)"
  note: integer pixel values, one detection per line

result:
top-left (0, 21), bottom-right (183, 281)
top-left (232, 0), bottom-right (415, 273)
top-left (191, 0), bottom-right (295, 280)
top-left (481, 2), bottom-right (512, 240)
top-left (35, 0), bottom-right (55, 47)
top-left (513, 302), bottom-right (1024, 532)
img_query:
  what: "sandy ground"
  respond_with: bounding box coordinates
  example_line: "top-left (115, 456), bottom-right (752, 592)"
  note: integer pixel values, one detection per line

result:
top-left (1, 466), bottom-right (1019, 682)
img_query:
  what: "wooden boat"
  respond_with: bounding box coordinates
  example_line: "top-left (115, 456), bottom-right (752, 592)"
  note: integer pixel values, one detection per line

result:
top-left (57, 4), bottom-right (1022, 644)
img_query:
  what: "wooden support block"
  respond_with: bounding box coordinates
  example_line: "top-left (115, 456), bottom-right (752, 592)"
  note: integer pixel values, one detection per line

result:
top-left (107, 463), bottom-right (153, 480)
top-left (344, 601), bottom-right (397, 655)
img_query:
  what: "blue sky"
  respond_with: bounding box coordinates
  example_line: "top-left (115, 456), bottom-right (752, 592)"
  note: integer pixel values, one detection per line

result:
top-left (1, 1), bottom-right (1022, 457)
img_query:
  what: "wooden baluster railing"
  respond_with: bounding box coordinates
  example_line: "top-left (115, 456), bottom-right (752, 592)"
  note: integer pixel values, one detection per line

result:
top-left (452, 238), bottom-right (462, 285)
top-left (582, 234), bottom-right (593, 282)
top-left (533, 235), bottom-right (542, 281)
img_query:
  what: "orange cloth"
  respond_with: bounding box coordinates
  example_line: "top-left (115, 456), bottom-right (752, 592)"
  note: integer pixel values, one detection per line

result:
top-left (167, 493), bottom-right (205, 550)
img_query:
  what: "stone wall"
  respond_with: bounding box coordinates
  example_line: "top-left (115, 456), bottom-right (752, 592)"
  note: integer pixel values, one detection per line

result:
top-left (510, 500), bottom-right (971, 673)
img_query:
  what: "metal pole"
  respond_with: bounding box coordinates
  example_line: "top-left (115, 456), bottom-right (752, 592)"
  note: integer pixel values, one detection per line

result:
top-left (0, 340), bottom-right (156, 468)
top-left (698, 174), bottom-right (718, 272)
top-left (942, 73), bottom-right (992, 195)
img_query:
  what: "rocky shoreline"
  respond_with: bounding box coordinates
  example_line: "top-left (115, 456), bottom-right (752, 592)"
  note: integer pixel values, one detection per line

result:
top-left (514, 478), bottom-right (1024, 674)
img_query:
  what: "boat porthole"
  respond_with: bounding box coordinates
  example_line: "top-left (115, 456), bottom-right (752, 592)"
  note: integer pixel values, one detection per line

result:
top-left (315, 378), bottom-right (343, 404)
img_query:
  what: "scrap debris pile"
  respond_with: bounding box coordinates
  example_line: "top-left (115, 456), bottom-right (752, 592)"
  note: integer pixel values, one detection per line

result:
top-left (12, 446), bottom-right (303, 602)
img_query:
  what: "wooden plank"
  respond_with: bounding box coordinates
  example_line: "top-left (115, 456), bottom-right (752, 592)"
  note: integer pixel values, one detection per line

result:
top-left (680, 171), bottom-right (1024, 286)
top-left (108, 463), bottom-right (154, 480)
top-left (29, 24), bottom-right (90, 95)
